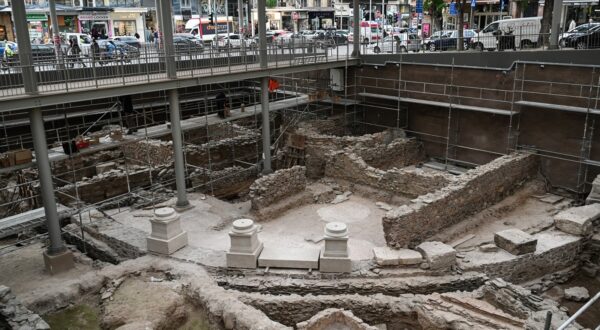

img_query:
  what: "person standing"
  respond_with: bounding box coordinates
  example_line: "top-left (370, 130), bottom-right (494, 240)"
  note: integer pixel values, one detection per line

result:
top-left (569, 19), bottom-right (576, 32)
top-left (215, 92), bottom-right (229, 119)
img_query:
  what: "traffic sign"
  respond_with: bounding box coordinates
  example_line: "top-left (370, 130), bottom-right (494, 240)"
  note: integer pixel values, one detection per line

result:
top-left (416, 0), bottom-right (423, 14)
top-left (449, 2), bottom-right (457, 16)
top-left (471, 0), bottom-right (476, 8)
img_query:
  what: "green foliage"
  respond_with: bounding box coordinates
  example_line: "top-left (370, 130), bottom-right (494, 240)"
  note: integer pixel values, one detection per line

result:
top-left (266, 0), bottom-right (277, 8)
top-left (424, 0), bottom-right (445, 15)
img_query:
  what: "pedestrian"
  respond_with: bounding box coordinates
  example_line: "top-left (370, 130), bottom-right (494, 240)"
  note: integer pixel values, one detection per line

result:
top-left (68, 38), bottom-right (86, 68)
top-left (569, 19), bottom-right (576, 32)
top-left (91, 38), bottom-right (100, 62)
top-left (153, 29), bottom-right (159, 47)
top-left (215, 92), bottom-right (229, 119)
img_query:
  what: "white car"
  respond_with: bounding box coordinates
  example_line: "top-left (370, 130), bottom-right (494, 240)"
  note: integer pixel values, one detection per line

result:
top-left (215, 33), bottom-right (245, 49)
top-left (371, 34), bottom-right (420, 53)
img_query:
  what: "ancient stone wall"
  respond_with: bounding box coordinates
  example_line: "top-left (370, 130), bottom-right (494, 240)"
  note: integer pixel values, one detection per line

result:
top-left (295, 122), bottom-right (395, 178)
top-left (0, 286), bottom-right (50, 330)
top-left (52, 149), bottom-right (123, 184)
top-left (121, 140), bottom-right (173, 167)
top-left (463, 232), bottom-right (583, 283)
top-left (383, 153), bottom-right (539, 248)
top-left (190, 165), bottom-right (259, 199)
top-left (325, 149), bottom-right (450, 198)
top-left (249, 166), bottom-right (307, 210)
top-left (56, 166), bottom-right (157, 204)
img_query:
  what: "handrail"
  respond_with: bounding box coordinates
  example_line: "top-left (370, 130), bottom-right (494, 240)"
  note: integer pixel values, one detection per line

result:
top-left (557, 291), bottom-right (600, 330)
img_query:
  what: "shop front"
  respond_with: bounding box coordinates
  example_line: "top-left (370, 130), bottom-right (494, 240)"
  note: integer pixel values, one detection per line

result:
top-left (57, 15), bottom-right (79, 33)
top-left (79, 13), bottom-right (111, 37)
top-left (308, 10), bottom-right (334, 30)
top-left (111, 9), bottom-right (146, 37)
top-left (26, 13), bottom-right (49, 43)
top-left (0, 10), bottom-right (14, 41)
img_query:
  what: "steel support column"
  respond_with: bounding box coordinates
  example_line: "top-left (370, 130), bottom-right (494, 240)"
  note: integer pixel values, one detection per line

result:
top-left (260, 77), bottom-right (272, 174)
top-left (49, 0), bottom-right (62, 64)
top-left (168, 89), bottom-right (190, 208)
top-left (12, 0), bottom-right (37, 94)
top-left (238, 0), bottom-right (244, 35)
top-left (257, 0), bottom-right (267, 68)
top-left (31, 108), bottom-right (66, 255)
top-left (352, 0), bottom-right (360, 56)
top-left (549, 0), bottom-right (564, 49)
top-left (158, 0), bottom-right (176, 77)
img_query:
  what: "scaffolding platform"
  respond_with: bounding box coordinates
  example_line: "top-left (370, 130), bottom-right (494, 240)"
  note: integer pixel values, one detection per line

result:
top-left (0, 204), bottom-right (72, 239)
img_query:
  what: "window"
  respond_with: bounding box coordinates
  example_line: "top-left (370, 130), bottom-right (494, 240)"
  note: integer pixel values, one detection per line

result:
top-left (482, 22), bottom-right (499, 33)
top-left (181, 0), bottom-right (191, 8)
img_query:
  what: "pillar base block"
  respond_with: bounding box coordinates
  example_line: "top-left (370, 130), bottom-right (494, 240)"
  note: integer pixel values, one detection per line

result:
top-left (174, 203), bottom-right (194, 212)
top-left (319, 255), bottom-right (352, 273)
top-left (43, 250), bottom-right (74, 275)
top-left (147, 231), bottom-right (188, 255)
top-left (227, 242), bottom-right (263, 268)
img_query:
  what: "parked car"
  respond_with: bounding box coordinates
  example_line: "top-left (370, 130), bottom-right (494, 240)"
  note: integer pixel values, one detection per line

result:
top-left (172, 36), bottom-right (204, 53)
top-left (61, 33), bottom-right (93, 55)
top-left (95, 40), bottom-right (139, 63)
top-left (423, 30), bottom-right (447, 50)
top-left (275, 33), bottom-right (309, 48)
top-left (2, 41), bottom-right (57, 68)
top-left (371, 33), bottom-right (420, 53)
top-left (563, 25), bottom-right (600, 49)
top-left (559, 23), bottom-right (600, 47)
top-left (215, 33), bottom-right (246, 50)
top-left (114, 36), bottom-right (142, 48)
top-left (429, 29), bottom-right (476, 51)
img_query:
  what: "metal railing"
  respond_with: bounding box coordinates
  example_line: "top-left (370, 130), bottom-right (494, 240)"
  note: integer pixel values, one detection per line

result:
top-left (556, 291), bottom-right (600, 330)
top-left (0, 39), bottom-right (354, 98)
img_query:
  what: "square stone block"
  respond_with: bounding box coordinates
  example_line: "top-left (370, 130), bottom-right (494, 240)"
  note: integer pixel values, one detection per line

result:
top-left (227, 242), bottom-right (264, 269)
top-left (323, 237), bottom-right (349, 258)
top-left (398, 249), bottom-right (423, 265)
top-left (258, 246), bottom-right (320, 269)
top-left (147, 231), bottom-right (188, 255)
top-left (320, 255), bottom-right (352, 273)
top-left (554, 204), bottom-right (600, 236)
top-left (373, 246), bottom-right (399, 266)
top-left (494, 229), bottom-right (537, 255)
top-left (229, 232), bottom-right (261, 254)
top-left (43, 250), bottom-right (74, 275)
top-left (416, 241), bottom-right (456, 270)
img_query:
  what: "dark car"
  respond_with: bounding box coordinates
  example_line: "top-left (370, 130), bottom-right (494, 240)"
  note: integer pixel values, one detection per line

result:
top-left (95, 40), bottom-right (139, 62)
top-left (114, 36), bottom-right (141, 48)
top-left (2, 41), bottom-right (57, 68)
top-left (429, 29), bottom-right (476, 51)
top-left (564, 25), bottom-right (600, 49)
top-left (173, 36), bottom-right (204, 53)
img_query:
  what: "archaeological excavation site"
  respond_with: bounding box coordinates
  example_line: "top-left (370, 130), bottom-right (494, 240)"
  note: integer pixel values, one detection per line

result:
top-left (2, 54), bottom-right (600, 330)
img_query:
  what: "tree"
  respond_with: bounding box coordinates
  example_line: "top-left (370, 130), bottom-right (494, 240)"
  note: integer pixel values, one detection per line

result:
top-left (424, 0), bottom-right (445, 31)
top-left (539, 0), bottom-right (553, 47)
top-left (266, 0), bottom-right (277, 8)
top-left (457, 0), bottom-right (468, 50)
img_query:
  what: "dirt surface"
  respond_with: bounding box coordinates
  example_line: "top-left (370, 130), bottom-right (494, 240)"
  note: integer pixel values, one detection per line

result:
top-left (101, 277), bottom-right (183, 329)
top-left (544, 273), bottom-right (600, 329)
top-left (0, 242), bottom-right (94, 299)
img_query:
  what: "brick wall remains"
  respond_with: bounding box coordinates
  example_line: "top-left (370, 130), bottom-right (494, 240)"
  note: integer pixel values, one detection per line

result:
top-left (249, 166), bottom-right (307, 210)
top-left (383, 153), bottom-right (539, 248)
top-left (52, 149), bottom-right (123, 185)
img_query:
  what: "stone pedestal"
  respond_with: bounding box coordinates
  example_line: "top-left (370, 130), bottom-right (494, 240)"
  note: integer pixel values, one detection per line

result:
top-left (43, 249), bottom-right (74, 275)
top-left (416, 241), bottom-right (456, 270)
top-left (226, 219), bottom-right (263, 268)
top-left (320, 222), bottom-right (352, 273)
top-left (146, 207), bottom-right (188, 255)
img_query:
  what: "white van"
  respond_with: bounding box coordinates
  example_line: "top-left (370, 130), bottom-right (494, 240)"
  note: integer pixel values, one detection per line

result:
top-left (471, 16), bottom-right (542, 51)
